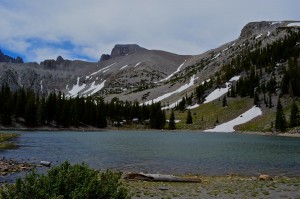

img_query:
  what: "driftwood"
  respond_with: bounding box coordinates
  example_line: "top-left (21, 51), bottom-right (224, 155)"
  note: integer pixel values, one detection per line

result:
top-left (124, 173), bottom-right (201, 183)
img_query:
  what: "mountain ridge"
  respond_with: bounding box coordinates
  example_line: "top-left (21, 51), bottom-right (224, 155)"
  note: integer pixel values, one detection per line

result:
top-left (0, 21), bottom-right (299, 102)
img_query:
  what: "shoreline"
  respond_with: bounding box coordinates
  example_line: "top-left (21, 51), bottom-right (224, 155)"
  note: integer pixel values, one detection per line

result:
top-left (1, 126), bottom-right (300, 138)
top-left (235, 131), bottom-right (300, 138)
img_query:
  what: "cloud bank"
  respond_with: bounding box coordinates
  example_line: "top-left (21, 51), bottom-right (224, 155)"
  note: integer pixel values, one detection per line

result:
top-left (0, 0), bottom-right (299, 62)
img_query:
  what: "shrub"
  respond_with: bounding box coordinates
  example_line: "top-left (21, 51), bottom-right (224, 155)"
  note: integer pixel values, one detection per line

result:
top-left (0, 161), bottom-right (130, 199)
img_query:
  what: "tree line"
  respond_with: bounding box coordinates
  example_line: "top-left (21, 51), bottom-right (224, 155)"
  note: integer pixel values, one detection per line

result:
top-left (0, 85), bottom-right (166, 129)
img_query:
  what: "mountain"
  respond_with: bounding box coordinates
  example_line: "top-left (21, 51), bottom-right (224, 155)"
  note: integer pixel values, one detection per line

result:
top-left (0, 44), bottom-right (190, 100)
top-left (0, 50), bottom-right (23, 63)
top-left (0, 20), bottom-right (300, 131)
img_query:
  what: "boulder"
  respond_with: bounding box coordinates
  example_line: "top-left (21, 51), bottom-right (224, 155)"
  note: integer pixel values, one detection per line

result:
top-left (40, 161), bottom-right (51, 167)
top-left (258, 174), bottom-right (272, 181)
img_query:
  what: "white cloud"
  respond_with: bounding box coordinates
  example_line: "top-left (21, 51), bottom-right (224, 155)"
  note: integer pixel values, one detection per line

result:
top-left (0, 0), bottom-right (299, 62)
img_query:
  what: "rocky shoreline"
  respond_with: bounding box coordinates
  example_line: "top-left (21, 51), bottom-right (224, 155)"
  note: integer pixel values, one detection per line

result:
top-left (125, 174), bottom-right (300, 198)
top-left (0, 158), bottom-right (34, 177)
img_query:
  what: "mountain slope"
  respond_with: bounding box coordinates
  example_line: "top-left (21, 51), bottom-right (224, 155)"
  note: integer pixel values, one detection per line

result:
top-left (0, 20), bottom-right (299, 132)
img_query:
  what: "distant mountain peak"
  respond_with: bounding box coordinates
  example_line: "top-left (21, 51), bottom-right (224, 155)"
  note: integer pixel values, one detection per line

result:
top-left (100, 44), bottom-right (146, 62)
top-left (0, 49), bottom-right (24, 63)
top-left (111, 44), bottom-right (146, 58)
top-left (239, 21), bottom-right (273, 39)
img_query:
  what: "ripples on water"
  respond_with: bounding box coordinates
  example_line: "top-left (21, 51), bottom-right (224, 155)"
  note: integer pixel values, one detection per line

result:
top-left (1, 131), bottom-right (300, 178)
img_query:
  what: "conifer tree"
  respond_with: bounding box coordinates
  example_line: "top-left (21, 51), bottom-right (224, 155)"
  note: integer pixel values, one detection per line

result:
top-left (289, 101), bottom-right (300, 128)
top-left (275, 98), bottom-right (287, 132)
top-left (254, 91), bottom-right (260, 107)
top-left (268, 93), bottom-right (273, 108)
top-left (177, 97), bottom-right (186, 112)
top-left (222, 96), bottom-right (228, 107)
top-left (186, 109), bottom-right (193, 124)
top-left (168, 109), bottom-right (176, 130)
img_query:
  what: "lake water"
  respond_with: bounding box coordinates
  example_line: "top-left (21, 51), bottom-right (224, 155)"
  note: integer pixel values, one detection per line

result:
top-left (1, 131), bottom-right (300, 177)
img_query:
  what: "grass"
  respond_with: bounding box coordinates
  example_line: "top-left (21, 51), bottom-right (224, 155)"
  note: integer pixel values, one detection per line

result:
top-left (125, 175), bottom-right (300, 198)
top-left (0, 132), bottom-right (19, 149)
top-left (166, 97), bottom-right (254, 130)
top-left (238, 98), bottom-right (300, 132)
top-left (164, 96), bottom-right (300, 133)
top-left (237, 107), bottom-right (276, 132)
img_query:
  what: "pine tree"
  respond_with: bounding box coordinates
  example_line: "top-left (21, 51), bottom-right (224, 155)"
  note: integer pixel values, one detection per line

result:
top-left (222, 96), bottom-right (228, 107)
top-left (186, 109), bottom-right (193, 124)
top-left (268, 93), bottom-right (273, 108)
top-left (275, 98), bottom-right (287, 132)
top-left (24, 93), bottom-right (37, 127)
top-left (177, 97), bottom-right (186, 112)
top-left (289, 101), bottom-right (300, 128)
top-left (254, 91), bottom-right (260, 107)
top-left (168, 109), bottom-right (176, 130)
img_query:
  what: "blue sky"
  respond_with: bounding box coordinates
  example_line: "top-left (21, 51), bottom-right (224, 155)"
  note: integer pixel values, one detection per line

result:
top-left (0, 0), bottom-right (299, 62)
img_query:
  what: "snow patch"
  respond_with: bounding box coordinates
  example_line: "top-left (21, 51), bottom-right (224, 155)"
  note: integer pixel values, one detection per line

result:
top-left (40, 80), bottom-right (43, 92)
top-left (68, 77), bottom-right (87, 97)
top-left (159, 60), bottom-right (186, 82)
top-left (255, 34), bottom-right (263, 39)
top-left (134, 62), bottom-right (141, 67)
top-left (90, 63), bottom-right (116, 76)
top-left (204, 106), bottom-right (262, 132)
top-left (202, 79), bottom-right (210, 85)
top-left (144, 75), bottom-right (198, 105)
top-left (187, 104), bottom-right (200, 109)
top-left (82, 80), bottom-right (106, 95)
top-left (91, 80), bottom-right (106, 95)
top-left (211, 53), bottom-right (221, 61)
top-left (120, 65), bottom-right (129, 70)
top-left (267, 31), bottom-right (271, 37)
top-left (204, 76), bottom-right (240, 104)
top-left (271, 21), bottom-right (282, 25)
top-left (166, 119), bottom-right (181, 123)
top-left (229, 75), bottom-right (240, 82)
top-left (287, 22), bottom-right (300, 27)
top-left (162, 99), bottom-right (182, 110)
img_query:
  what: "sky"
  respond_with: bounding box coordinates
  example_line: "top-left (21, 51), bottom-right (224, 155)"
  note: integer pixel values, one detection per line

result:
top-left (0, 0), bottom-right (299, 62)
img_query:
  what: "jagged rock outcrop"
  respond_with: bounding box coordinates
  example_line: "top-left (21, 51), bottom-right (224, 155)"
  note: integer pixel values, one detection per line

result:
top-left (99, 54), bottom-right (111, 62)
top-left (239, 21), bottom-right (272, 39)
top-left (110, 44), bottom-right (144, 58)
top-left (40, 56), bottom-right (71, 70)
top-left (0, 50), bottom-right (23, 63)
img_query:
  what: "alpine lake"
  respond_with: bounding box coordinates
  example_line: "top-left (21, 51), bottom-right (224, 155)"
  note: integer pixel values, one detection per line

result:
top-left (1, 130), bottom-right (299, 178)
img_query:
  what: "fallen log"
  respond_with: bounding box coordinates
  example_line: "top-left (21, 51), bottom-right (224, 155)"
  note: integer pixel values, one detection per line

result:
top-left (124, 173), bottom-right (201, 183)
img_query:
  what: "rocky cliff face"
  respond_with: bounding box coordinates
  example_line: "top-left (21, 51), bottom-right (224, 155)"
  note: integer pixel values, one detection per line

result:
top-left (100, 44), bottom-right (146, 62)
top-left (99, 54), bottom-right (111, 62)
top-left (40, 56), bottom-right (71, 70)
top-left (110, 44), bottom-right (145, 58)
top-left (239, 21), bottom-right (272, 39)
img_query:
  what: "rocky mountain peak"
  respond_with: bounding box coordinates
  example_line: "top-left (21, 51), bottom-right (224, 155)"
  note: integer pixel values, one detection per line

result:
top-left (0, 50), bottom-right (24, 63)
top-left (99, 44), bottom-right (146, 62)
top-left (110, 44), bottom-right (144, 58)
top-left (56, 56), bottom-right (65, 62)
top-left (40, 56), bottom-right (71, 69)
top-left (99, 54), bottom-right (111, 62)
top-left (239, 21), bottom-right (273, 39)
